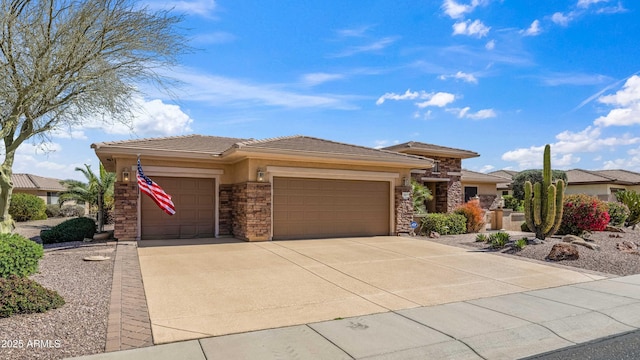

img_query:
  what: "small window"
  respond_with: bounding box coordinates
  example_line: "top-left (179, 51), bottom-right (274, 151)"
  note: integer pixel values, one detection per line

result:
top-left (432, 160), bottom-right (441, 174)
top-left (502, 190), bottom-right (509, 196)
top-left (464, 187), bottom-right (478, 202)
top-left (46, 192), bottom-right (59, 205)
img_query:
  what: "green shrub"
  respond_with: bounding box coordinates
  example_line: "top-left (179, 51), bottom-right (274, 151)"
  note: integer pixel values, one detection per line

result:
top-left (40, 217), bottom-right (96, 244)
top-left (8, 193), bottom-right (47, 222)
top-left (421, 213), bottom-right (466, 235)
top-left (615, 190), bottom-right (640, 227)
top-left (475, 233), bottom-right (488, 242)
top-left (0, 275), bottom-right (65, 317)
top-left (502, 195), bottom-right (523, 211)
top-left (45, 204), bottom-right (61, 218)
top-left (513, 237), bottom-right (527, 250)
top-left (0, 234), bottom-right (44, 278)
top-left (60, 204), bottom-right (85, 217)
top-left (454, 199), bottom-right (485, 233)
top-left (488, 231), bottom-right (510, 248)
top-left (521, 222), bottom-right (531, 232)
top-left (606, 202), bottom-right (630, 227)
top-left (559, 194), bottom-right (610, 235)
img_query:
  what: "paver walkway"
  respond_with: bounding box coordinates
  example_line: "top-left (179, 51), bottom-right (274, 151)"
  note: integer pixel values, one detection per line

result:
top-left (105, 242), bottom-right (153, 352)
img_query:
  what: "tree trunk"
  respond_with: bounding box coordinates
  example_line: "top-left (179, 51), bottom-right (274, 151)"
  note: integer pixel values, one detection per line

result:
top-left (97, 192), bottom-right (104, 233)
top-left (0, 158), bottom-right (16, 234)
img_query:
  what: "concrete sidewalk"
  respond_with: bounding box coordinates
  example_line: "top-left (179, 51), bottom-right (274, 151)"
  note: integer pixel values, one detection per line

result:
top-left (70, 274), bottom-right (640, 360)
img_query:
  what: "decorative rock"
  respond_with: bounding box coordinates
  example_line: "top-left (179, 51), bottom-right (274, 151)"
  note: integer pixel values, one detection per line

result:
top-left (530, 238), bottom-right (545, 245)
top-left (562, 235), bottom-right (582, 243)
top-left (574, 239), bottom-right (600, 250)
top-left (83, 255), bottom-right (111, 261)
top-left (605, 225), bottom-right (625, 233)
top-left (429, 231), bottom-right (441, 238)
top-left (546, 243), bottom-right (579, 261)
top-left (617, 241), bottom-right (638, 254)
top-left (609, 233), bottom-right (623, 238)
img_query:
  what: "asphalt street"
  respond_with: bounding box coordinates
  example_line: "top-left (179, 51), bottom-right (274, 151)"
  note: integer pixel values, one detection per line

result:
top-left (523, 329), bottom-right (640, 360)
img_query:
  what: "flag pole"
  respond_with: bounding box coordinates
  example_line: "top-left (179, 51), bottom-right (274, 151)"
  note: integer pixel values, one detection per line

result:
top-left (136, 154), bottom-right (141, 241)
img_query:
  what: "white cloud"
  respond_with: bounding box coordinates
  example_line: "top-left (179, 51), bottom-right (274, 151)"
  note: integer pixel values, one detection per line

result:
top-left (541, 72), bottom-right (611, 86)
top-left (577, 0), bottom-right (610, 8)
top-left (478, 165), bottom-right (495, 173)
top-left (502, 146), bottom-right (580, 169)
top-left (330, 36), bottom-right (399, 58)
top-left (439, 71), bottom-right (478, 84)
top-left (192, 31), bottom-right (236, 45)
top-left (166, 67), bottom-right (357, 110)
top-left (485, 40), bottom-right (496, 50)
top-left (448, 107), bottom-right (496, 119)
top-left (301, 73), bottom-right (345, 86)
top-left (602, 147), bottom-right (640, 170)
top-left (521, 20), bottom-right (541, 36)
top-left (452, 19), bottom-right (490, 38)
top-left (594, 75), bottom-right (640, 127)
top-left (441, 0), bottom-right (489, 19)
top-left (373, 139), bottom-right (399, 149)
top-left (416, 92), bottom-right (456, 108)
top-left (145, 0), bottom-right (217, 18)
top-left (73, 97), bottom-right (193, 138)
top-left (336, 26), bottom-right (372, 38)
top-left (377, 89), bottom-right (456, 109)
top-left (501, 125), bottom-right (640, 169)
top-left (376, 89), bottom-right (423, 105)
top-left (551, 12), bottom-right (573, 26)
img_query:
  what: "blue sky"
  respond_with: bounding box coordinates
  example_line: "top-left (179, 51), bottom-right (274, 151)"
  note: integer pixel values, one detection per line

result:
top-left (13, 0), bottom-right (640, 181)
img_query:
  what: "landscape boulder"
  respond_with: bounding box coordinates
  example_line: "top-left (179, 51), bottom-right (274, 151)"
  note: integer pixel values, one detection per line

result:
top-left (562, 235), bottom-right (600, 251)
top-left (546, 243), bottom-right (579, 261)
top-left (616, 241), bottom-right (639, 255)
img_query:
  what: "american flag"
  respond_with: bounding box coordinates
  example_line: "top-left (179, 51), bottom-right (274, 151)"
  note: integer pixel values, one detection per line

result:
top-left (137, 159), bottom-right (176, 215)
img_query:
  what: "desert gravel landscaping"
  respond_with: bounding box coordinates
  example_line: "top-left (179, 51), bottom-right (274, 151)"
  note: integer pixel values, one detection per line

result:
top-left (0, 219), bottom-right (115, 360)
top-left (1, 217), bottom-right (639, 359)
top-left (425, 229), bottom-right (640, 277)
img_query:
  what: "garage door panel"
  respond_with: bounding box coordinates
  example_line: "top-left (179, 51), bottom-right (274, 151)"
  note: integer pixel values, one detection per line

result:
top-left (273, 177), bottom-right (389, 240)
top-left (141, 176), bottom-right (215, 240)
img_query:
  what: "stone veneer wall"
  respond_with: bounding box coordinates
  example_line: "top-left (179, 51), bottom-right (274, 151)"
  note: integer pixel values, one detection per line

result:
top-left (114, 182), bottom-right (138, 241)
top-left (479, 194), bottom-right (498, 210)
top-left (419, 156), bottom-right (464, 213)
top-left (231, 182), bottom-right (271, 241)
top-left (219, 184), bottom-right (233, 236)
top-left (394, 186), bottom-right (413, 234)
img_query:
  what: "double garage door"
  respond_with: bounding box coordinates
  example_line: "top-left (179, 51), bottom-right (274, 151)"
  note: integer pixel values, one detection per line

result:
top-left (273, 177), bottom-right (390, 240)
top-left (141, 176), bottom-right (390, 240)
top-left (141, 177), bottom-right (215, 240)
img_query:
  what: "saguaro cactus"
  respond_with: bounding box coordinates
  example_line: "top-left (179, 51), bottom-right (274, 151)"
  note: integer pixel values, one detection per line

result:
top-left (524, 144), bottom-right (565, 240)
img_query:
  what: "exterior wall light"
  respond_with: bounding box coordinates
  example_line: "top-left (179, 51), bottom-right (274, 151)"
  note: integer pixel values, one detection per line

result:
top-left (402, 176), bottom-right (411, 187)
top-left (122, 170), bottom-right (130, 182)
top-left (257, 169), bottom-right (265, 182)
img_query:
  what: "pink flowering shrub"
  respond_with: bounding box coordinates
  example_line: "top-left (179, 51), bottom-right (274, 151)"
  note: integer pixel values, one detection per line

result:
top-left (559, 194), bottom-right (610, 235)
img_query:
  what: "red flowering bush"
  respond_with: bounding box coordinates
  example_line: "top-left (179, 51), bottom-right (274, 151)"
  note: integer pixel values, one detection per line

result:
top-left (454, 198), bottom-right (486, 233)
top-left (559, 194), bottom-right (610, 235)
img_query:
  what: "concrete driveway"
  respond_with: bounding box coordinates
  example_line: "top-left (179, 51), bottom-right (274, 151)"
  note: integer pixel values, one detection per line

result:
top-left (137, 236), bottom-right (604, 344)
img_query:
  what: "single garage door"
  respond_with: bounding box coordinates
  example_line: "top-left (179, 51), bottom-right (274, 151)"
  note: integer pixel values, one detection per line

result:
top-left (141, 177), bottom-right (215, 240)
top-left (273, 177), bottom-right (390, 240)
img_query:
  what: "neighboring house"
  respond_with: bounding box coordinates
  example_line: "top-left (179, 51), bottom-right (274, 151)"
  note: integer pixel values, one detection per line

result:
top-left (383, 142), bottom-right (480, 212)
top-left (487, 169), bottom-right (518, 196)
top-left (488, 169), bottom-right (640, 202)
top-left (92, 135), bottom-right (433, 242)
top-left (564, 169), bottom-right (640, 201)
top-left (11, 173), bottom-right (66, 205)
top-left (460, 169), bottom-right (505, 209)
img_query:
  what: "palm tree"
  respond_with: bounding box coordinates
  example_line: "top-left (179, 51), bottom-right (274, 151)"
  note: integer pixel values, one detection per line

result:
top-left (412, 179), bottom-right (433, 215)
top-left (59, 164), bottom-right (115, 232)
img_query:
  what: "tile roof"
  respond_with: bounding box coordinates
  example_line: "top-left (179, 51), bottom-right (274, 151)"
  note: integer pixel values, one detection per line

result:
top-left (488, 170), bottom-right (518, 180)
top-left (566, 169), bottom-right (640, 185)
top-left (382, 141), bottom-right (480, 159)
top-left (93, 134), bottom-right (433, 166)
top-left (234, 135), bottom-right (431, 162)
top-left (92, 134), bottom-right (250, 155)
top-left (461, 169), bottom-right (507, 183)
top-left (12, 174), bottom-right (66, 191)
